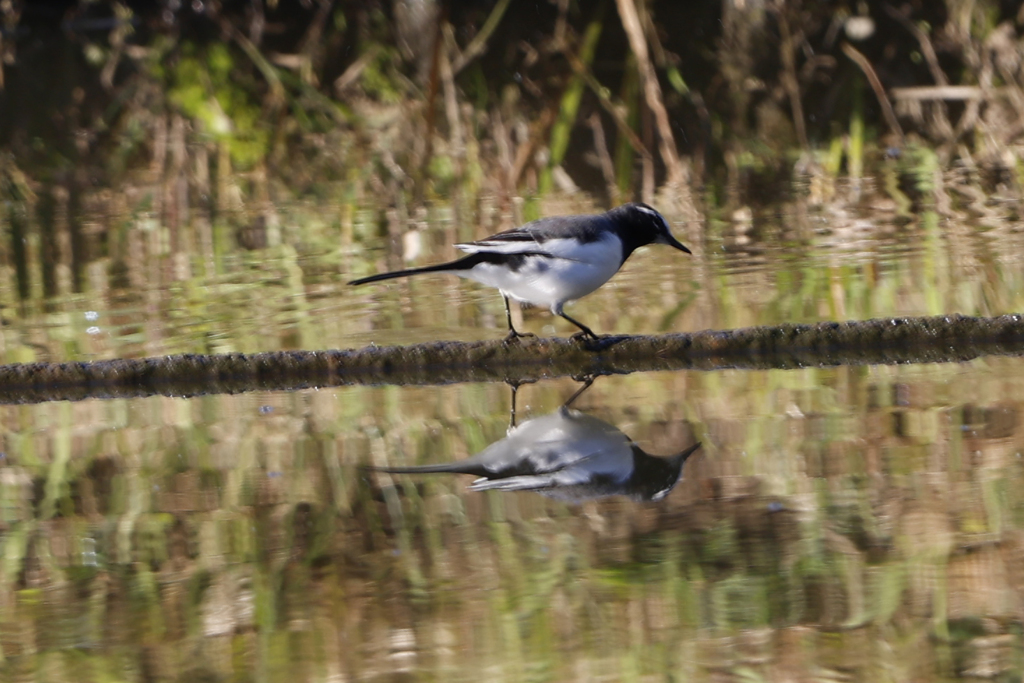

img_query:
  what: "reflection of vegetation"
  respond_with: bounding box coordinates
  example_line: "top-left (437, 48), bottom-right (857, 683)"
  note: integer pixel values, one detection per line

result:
top-left (3, 361), bottom-right (1024, 679)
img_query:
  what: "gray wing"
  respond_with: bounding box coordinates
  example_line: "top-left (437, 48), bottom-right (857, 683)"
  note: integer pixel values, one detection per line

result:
top-left (456, 215), bottom-right (609, 255)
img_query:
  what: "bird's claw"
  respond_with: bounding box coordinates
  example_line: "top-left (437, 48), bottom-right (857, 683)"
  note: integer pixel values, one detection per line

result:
top-left (503, 329), bottom-right (537, 345)
top-left (570, 330), bottom-right (601, 342)
top-left (573, 331), bottom-right (619, 351)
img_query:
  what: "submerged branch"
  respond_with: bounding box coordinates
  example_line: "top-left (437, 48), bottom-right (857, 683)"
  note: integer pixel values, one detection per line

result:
top-left (1, 314), bottom-right (1023, 404)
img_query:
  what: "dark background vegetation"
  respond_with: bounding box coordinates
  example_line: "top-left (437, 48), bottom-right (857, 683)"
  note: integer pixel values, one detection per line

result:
top-left (1, 0), bottom-right (1024, 228)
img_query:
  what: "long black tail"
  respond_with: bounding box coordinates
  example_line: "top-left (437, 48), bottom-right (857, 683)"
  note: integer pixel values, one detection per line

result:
top-left (348, 253), bottom-right (487, 286)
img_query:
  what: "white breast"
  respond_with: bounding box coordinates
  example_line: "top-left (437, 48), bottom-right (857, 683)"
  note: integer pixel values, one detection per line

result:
top-left (459, 234), bottom-right (623, 313)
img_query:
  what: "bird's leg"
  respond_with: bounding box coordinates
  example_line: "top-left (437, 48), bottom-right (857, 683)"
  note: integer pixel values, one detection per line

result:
top-left (505, 385), bottom-right (516, 428)
top-left (508, 382), bottom-right (520, 430)
top-left (503, 296), bottom-right (535, 342)
top-left (563, 376), bottom-right (595, 407)
top-left (504, 378), bottom-right (536, 430)
top-left (560, 313), bottom-right (600, 340)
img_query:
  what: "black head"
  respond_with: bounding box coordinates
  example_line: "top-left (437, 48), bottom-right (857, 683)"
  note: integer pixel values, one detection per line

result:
top-left (607, 203), bottom-right (692, 259)
top-left (627, 441), bottom-right (701, 502)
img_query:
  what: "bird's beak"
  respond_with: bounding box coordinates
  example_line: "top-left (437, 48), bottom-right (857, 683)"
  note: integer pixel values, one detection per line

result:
top-left (671, 441), bottom-right (702, 468)
top-left (665, 233), bottom-right (692, 254)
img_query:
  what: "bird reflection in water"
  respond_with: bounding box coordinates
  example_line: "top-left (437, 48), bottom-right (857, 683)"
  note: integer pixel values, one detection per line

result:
top-left (368, 379), bottom-right (701, 503)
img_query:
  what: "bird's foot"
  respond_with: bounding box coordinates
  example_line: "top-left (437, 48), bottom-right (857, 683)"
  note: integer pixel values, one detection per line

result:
top-left (503, 329), bottom-right (537, 345)
top-left (563, 375), bottom-right (596, 407)
top-left (571, 331), bottom-right (604, 351)
top-left (570, 329), bottom-right (602, 342)
top-left (571, 331), bottom-right (624, 351)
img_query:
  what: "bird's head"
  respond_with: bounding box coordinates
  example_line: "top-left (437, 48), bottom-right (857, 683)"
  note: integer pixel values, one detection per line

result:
top-left (615, 203), bottom-right (692, 254)
top-left (629, 441), bottom-right (701, 502)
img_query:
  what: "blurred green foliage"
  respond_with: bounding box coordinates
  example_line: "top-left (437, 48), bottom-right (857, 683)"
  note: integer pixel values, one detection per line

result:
top-left (168, 44), bottom-right (270, 169)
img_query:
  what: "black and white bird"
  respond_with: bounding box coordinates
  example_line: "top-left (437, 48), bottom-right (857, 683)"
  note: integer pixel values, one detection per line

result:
top-left (348, 203), bottom-right (692, 339)
top-left (367, 404), bottom-right (701, 503)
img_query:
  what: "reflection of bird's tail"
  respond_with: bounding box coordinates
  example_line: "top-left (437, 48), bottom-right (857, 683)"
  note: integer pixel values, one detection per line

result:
top-left (348, 253), bottom-right (486, 285)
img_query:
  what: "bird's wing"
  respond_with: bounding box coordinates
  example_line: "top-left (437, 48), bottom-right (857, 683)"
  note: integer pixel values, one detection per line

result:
top-left (455, 215), bottom-right (605, 256)
top-left (466, 447), bottom-right (628, 492)
top-left (456, 229), bottom-right (545, 255)
top-left (495, 433), bottom-right (633, 479)
top-left (468, 473), bottom-right (562, 492)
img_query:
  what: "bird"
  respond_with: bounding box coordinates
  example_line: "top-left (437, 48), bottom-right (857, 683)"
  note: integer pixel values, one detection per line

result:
top-left (365, 379), bottom-right (701, 503)
top-left (367, 405), bottom-right (700, 503)
top-left (348, 203), bottom-right (692, 339)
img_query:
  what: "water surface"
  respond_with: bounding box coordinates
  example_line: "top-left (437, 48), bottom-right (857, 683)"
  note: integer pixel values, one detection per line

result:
top-left (1, 204), bottom-right (1023, 681)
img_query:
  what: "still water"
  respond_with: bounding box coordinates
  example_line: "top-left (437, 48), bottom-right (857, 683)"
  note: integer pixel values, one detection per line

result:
top-left (2, 201), bottom-right (1024, 681)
